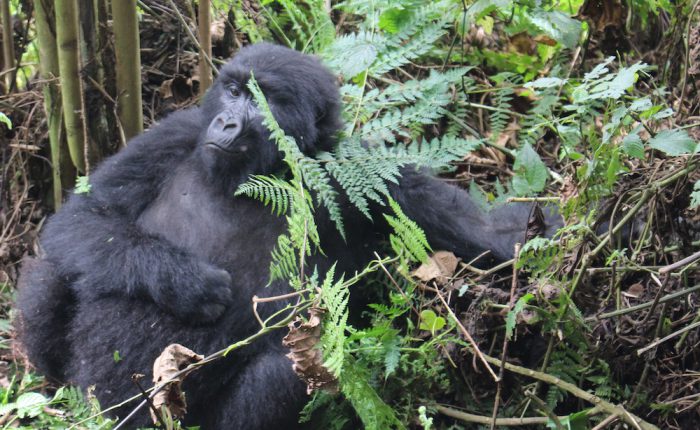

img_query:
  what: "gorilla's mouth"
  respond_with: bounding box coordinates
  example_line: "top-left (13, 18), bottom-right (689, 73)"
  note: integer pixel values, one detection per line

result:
top-left (206, 142), bottom-right (247, 155)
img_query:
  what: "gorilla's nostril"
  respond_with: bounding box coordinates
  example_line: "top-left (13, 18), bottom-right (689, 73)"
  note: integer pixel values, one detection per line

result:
top-left (224, 123), bottom-right (238, 131)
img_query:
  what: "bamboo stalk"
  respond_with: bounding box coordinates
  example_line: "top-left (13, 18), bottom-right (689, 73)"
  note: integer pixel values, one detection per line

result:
top-left (1, 0), bottom-right (14, 91)
top-left (55, 0), bottom-right (86, 172)
top-left (34, 0), bottom-right (67, 208)
top-left (198, 0), bottom-right (212, 94)
top-left (112, 0), bottom-right (143, 141)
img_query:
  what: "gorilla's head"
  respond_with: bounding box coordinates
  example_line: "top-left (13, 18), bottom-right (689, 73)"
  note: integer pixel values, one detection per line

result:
top-left (198, 43), bottom-right (342, 176)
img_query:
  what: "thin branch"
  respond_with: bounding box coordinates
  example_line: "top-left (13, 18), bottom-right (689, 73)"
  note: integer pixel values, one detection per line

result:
top-left (436, 289), bottom-right (499, 381)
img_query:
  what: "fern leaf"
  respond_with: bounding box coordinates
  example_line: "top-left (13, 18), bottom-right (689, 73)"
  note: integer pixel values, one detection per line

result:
top-left (320, 266), bottom-right (349, 377)
top-left (235, 175), bottom-right (295, 216)
top-left (383, 198), bottom-right (431, 263)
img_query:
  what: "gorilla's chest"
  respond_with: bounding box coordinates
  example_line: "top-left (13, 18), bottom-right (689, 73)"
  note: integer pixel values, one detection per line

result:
top-left (136, 167), bottom-right (285, 273)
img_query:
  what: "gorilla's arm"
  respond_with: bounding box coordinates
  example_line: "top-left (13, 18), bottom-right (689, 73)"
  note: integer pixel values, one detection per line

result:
top-left (389, 168), bottom-right (558, 263)
top-left (41, 108), bottom-right (232, 322)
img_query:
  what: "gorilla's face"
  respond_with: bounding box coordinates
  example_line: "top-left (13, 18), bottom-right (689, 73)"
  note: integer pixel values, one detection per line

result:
top-left (197, 43), bottom-right (342, 177)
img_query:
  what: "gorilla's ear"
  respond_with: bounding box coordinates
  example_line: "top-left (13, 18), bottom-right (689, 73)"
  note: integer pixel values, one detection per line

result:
top-left (314, 102), bottom-right (342, 152)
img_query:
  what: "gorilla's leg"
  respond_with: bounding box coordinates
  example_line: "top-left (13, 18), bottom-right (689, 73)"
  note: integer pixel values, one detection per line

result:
top-left (203, 349), bottom-right (306, 430)
top-left (16, 258), bottom-right (75, 381)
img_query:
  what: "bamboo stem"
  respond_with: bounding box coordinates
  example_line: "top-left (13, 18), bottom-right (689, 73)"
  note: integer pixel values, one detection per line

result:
top-left (55, 0), bottom-right (86, 172)
top-left (112, 0), bottom-right (143, 141)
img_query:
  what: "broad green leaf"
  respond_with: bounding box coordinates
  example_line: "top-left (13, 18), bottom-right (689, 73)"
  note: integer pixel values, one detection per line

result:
top-left (512, 143), bottom-right (548, 196)
top-left (622, 133), bottom-right (645, 159)
top-left (647, 129), bottom-right (698, 156)
top-left (529, 11), bottom-right (582, 49)
top-left (15, 392), bottom-right (48, 419)
top-left (419, 309), bottom-right (446, 333)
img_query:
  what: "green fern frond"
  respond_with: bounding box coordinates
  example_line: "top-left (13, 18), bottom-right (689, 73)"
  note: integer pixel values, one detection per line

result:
top-left (362, 91), bottom-right (452, 144)
top-left (320, 265), bottom-right (349, 377)
top-left (235, 175), bottom-right (295, 216)
top-left (270, 233), bottom-right (299, 282)
top-left (299, 159), bottom-right (345, 239)
top-left (489, 86), bottom-right (515, 139)
top-left (359, 68), bottom-right (471, 121)
top-left (399, 136), bottom-right (482, 172)
top-left (340, 360), bottom-right (406, 430)
top-left (368, 1), bottom-right (455, 76)
top-left (384, 198), bottom-right (431, 263)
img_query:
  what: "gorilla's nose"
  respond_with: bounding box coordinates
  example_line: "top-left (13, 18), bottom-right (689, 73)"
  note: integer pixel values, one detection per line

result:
top-left (206, 112), bottom-right (245, 149)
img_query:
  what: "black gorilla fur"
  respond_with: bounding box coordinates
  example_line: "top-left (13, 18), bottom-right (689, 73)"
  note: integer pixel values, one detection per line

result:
top-left (17, 43), bottom-right (547, 429)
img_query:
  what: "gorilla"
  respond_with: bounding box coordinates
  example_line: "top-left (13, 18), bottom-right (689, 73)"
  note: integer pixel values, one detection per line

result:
top-left (16, 43), bottom-right (549, 429)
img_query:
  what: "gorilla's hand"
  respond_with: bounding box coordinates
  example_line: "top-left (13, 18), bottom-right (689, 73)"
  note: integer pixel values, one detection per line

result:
top-left (153, 261), bottom-right (233, 324)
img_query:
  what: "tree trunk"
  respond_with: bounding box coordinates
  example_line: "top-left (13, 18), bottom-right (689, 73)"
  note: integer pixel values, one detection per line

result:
top-left (54, 0), bottom-right (86, 173)
top-left (112, 0), bottom-right (143, 142)
top-left (198, 0), bottom-right (212, 94)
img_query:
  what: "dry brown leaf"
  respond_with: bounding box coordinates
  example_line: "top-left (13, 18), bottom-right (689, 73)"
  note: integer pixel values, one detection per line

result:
top-left (509, 32), bottom-right (536, 55)
top-left (151, 343), bottom-right (203, 424)
top-left (623, 283), bottom-right (645, 299)
top-left (282, 307), bottom-right (338, 394)
top-left (412, 251), bottom-right (460, 284)
top-left (525, 205), bottom-right (546, 242)
top-left (577, 0), bottom-right (625, 32)
top-left (559, 176), bottom-right (579, 203)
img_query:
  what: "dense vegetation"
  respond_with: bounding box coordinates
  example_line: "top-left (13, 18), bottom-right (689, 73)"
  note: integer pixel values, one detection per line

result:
top-left (1, 0), bottom-right (699, 428)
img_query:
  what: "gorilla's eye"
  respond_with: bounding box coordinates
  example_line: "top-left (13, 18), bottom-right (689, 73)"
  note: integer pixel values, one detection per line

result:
top-left (229, 85), bottom-right (241, 98)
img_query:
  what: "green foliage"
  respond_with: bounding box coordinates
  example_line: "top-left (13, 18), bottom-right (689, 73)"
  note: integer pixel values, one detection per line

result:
top-left (261, 0), bottom-right (335, 52)
top-left (691, 181), bottom-right (700, 209)
top-left (319, 266), bottom-right (349, 377)
top-left (512, 143), bottom-right (548, 196)
top-left (505, 293), bottom-right (534, 340)
top-left (235, 175), bottom-right (295, 216)
top-left (648, 129), bottom-right (698, 156)
top-left (243, 76), bottom-right (322, 283)
top-left (0, 112), bottom-right (11, 129)
top-left (74, 176), bottom-right (92, 194)
top-left (340, 361), bottom-right (406, 430)
top-left (384, 199), bottom-right (431, 264)
top-left (418, 310), bottom-right (446, 335)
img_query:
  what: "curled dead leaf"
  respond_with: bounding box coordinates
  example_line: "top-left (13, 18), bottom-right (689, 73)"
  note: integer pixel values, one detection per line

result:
top-left (623, 283), bottom-right (645, 299)
top-left (282, 307), bottom-right (338, 394)
top-left (525, 205), bottom-right (546, 242)
top-left (412, 251), bottom-right (460, 284)
top-left (151, 343), bottom-right (203, 424)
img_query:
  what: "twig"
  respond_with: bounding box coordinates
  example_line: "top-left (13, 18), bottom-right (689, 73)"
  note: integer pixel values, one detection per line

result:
top-left (637, 319), bottom-right (700, 355)
top-left (585, 283), bottom-right (700, 321)
top-left (591, 414), bottom-right (619, 430)
top-left (435, 404), bottom-right (602, 426)
top-left (373, 252), bottom-right (421, 318)
top-left (506, 197), bottom-right (559, 203)
top-left (477, 353), bottom-right (659, 430)
top-left (435, 290), bottom-right (499, 381)
top-left (490, 243), bottom-right (520, 429)
top-left (659, 250), bottom-right (700, 274)
top-left (165, 0), bottom-right (217, 76)
top-left (525, 390), bottom-right (564, 430)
